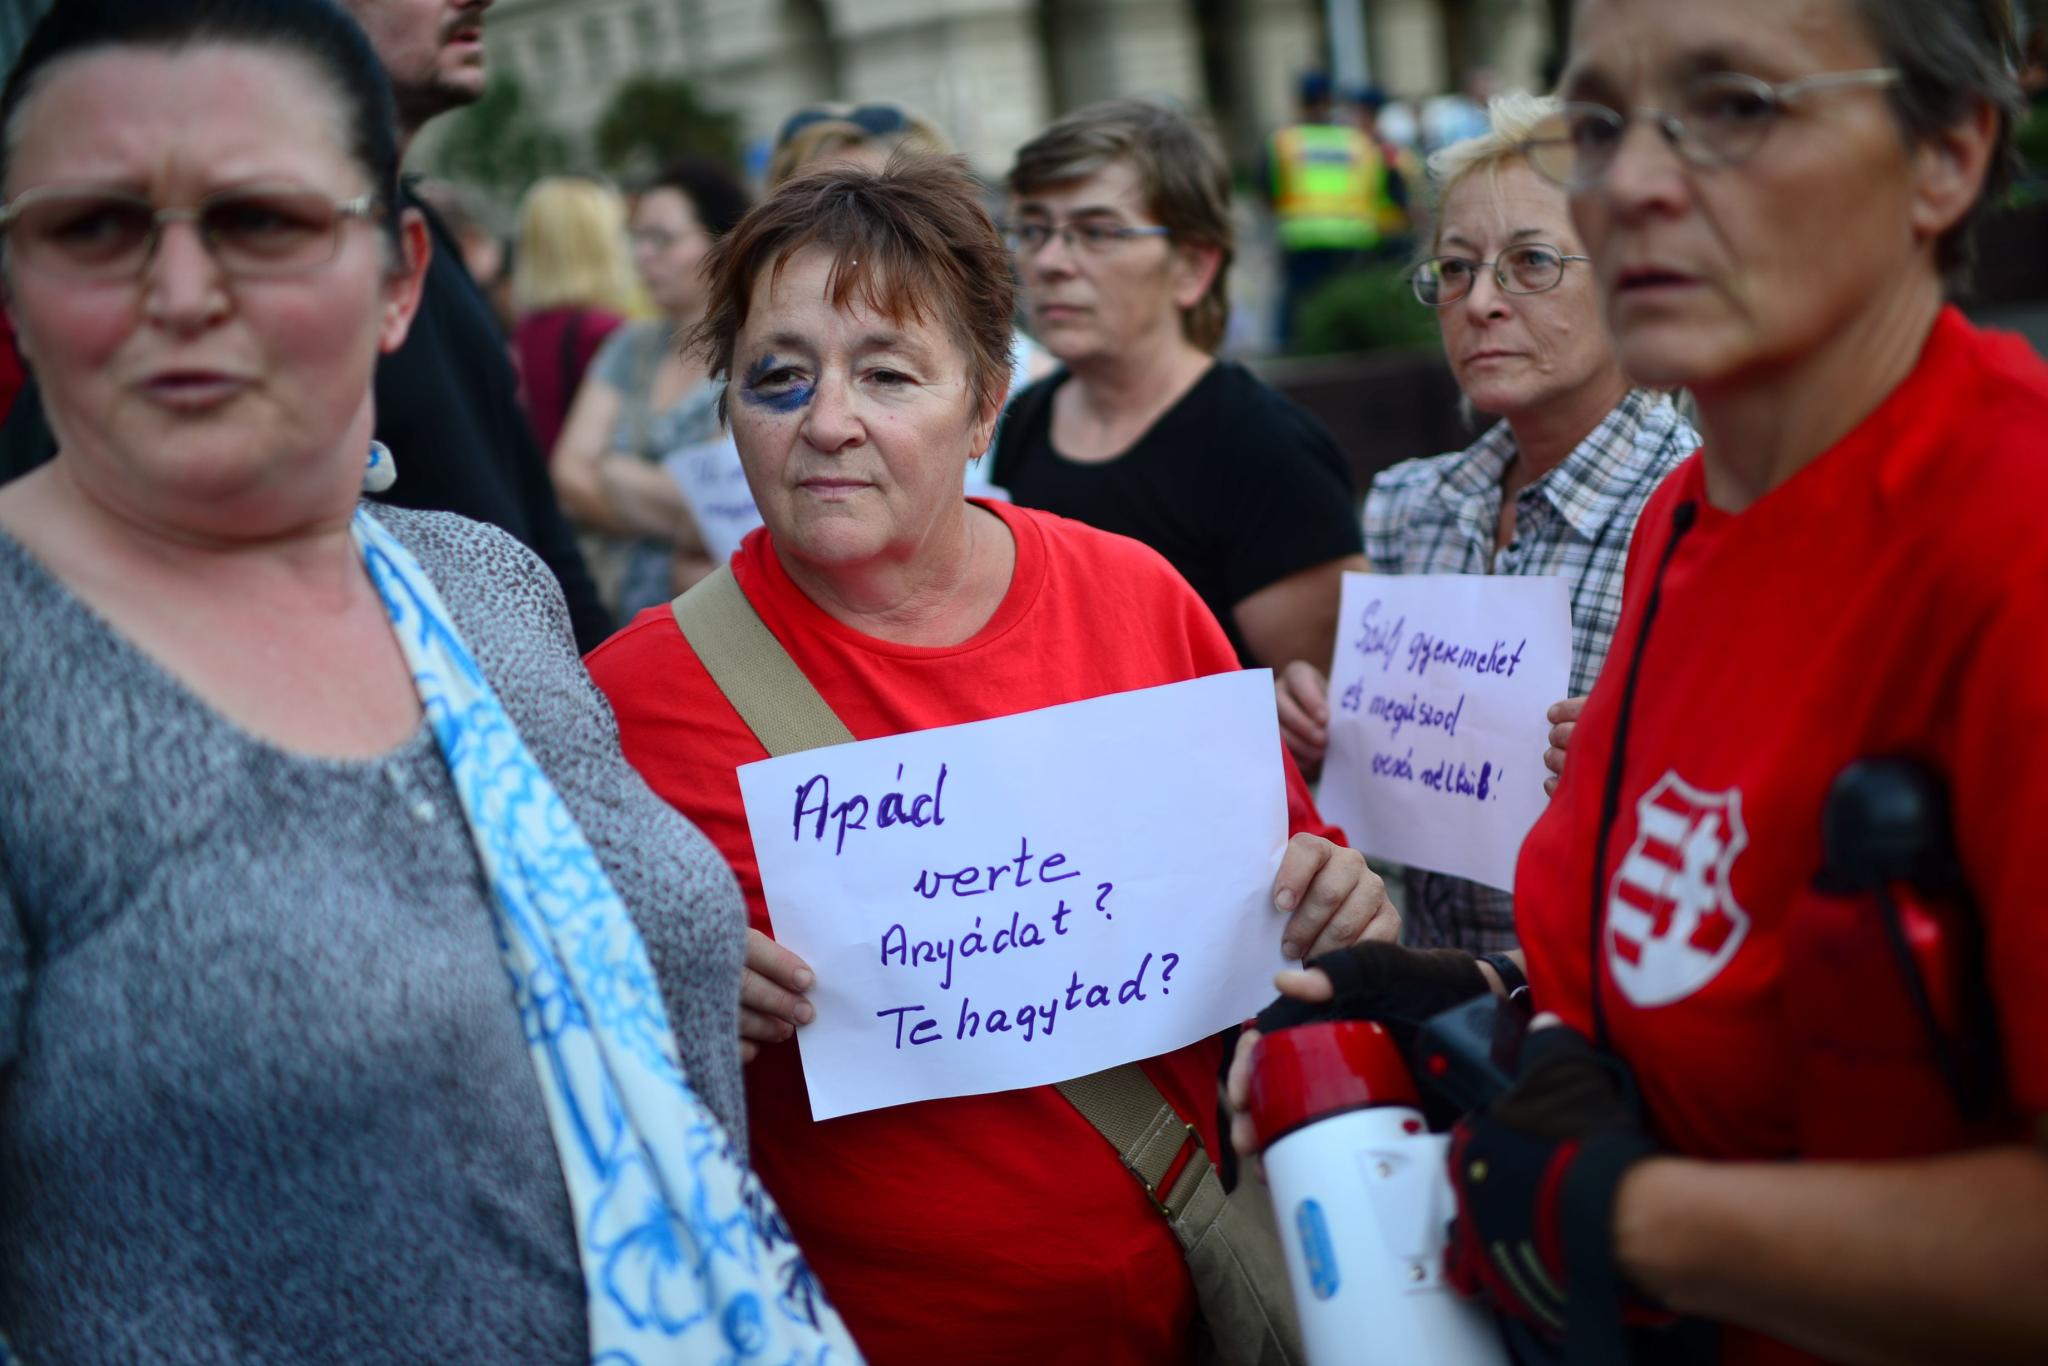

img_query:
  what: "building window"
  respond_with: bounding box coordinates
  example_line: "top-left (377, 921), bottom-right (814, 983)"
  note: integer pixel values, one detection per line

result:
top-left (532, 30), bottom-right (563, 103)
top-left (632, 6), bottom-right (662, 64)
top-left (582, 14), bottom-right (613, 84)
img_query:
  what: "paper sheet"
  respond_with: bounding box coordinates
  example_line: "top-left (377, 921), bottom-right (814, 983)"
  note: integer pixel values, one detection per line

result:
top-left (1317, 573), bottom-right (1572, 891)
top-left (737, 670), bottom-right (1292, 1120)
top-left (662, 435), bottom-right (763, 563)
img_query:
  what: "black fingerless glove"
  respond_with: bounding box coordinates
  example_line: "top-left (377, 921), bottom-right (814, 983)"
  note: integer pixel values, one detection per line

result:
top-left (1254, 940), bottom-right (1490, 1054)
top-left (1445, 1027), bottom-right (1669, 1364)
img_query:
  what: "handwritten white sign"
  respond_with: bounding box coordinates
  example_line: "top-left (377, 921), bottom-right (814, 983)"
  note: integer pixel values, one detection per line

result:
top-left (737, 670), bottom-right (1292, 1121)
top-left (662, 434), bottom-right (764, 563)
top-left (1318, 573), bottom-right (1571, 892)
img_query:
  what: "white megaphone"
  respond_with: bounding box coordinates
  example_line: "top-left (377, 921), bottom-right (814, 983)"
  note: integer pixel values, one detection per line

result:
top-left (1245, 1019), bottom-right (1512, 1366)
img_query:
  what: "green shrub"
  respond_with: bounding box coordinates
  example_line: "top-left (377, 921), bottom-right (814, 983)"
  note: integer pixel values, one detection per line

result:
top-left (595, 76), bottom-right (740, 179)
top-left (1293, 263), bottom-right (1442, 357)
top-left (2016, 104), bottom-right (2048, 181)
top-left (431, 76), bottom-right (572, 201)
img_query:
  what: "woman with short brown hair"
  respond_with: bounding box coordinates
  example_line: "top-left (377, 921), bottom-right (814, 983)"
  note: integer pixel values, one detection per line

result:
top-left (994, 100), bottom-right (1366, 670)
top-left (589, 154), bottom-right (1396, 1362)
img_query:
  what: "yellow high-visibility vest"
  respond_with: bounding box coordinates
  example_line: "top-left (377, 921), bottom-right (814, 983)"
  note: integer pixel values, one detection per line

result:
top-left (1269, 122), bottom-right (1382, 252)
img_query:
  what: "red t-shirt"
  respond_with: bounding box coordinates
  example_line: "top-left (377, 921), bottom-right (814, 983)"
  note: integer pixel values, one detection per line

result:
top-left (1515, 308), bottom-right (2048, 1365)
top-left (586, 499), bottom-right (1339, 1365)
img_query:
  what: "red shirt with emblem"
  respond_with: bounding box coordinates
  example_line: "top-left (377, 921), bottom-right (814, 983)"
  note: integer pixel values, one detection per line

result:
top-left (1514, 309), bottom-right (2048, 1364)
top-left (587, 499), bottom-right (1339, 1365)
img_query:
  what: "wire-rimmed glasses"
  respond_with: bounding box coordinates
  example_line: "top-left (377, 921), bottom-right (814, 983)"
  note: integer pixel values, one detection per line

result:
top-left (0, 183), bottom-right (383, 282)
top-left (1410, 244), bottom-right (1591, 307)
top-left (1521, 68), bottom-right (1903, 191)
top-left (1005, 218), bottom-right (1172, 256)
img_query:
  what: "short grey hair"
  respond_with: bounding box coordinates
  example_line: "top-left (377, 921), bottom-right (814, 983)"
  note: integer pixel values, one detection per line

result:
top-left (1424, 91), bottom-right (1560, 254)
top-left (1006, 98), bottom-right (1235, 353)
top-left (1846, 0), bottom-right (2023, 286)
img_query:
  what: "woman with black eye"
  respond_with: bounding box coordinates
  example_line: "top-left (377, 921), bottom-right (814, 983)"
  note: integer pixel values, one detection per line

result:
top-left (587, 155), bottom-right (1396, 1364)
top-left (0, 2), bottom-right (853, 1361)
top-left (1240, 0), bottom-right (2048, 1361)
top-left (764, 98), bottom-right (1056, 499)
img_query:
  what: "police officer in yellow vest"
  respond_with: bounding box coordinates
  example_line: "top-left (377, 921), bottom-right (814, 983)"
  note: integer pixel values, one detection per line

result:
top-left (1268, 72), bottom-right (1387, 349)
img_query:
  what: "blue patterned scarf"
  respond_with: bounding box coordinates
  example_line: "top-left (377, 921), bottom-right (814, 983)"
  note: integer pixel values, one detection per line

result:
top-left (352, 506), bottom-right (861, 1366)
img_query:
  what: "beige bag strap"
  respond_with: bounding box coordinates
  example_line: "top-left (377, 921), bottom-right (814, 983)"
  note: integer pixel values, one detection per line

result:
top-left (1057, 1065), bottom-right (1299, 1365)
top-left (671, 566), bottom-right (853, 756)
top-left (1055, 1065), bottom-right (1218, 1234)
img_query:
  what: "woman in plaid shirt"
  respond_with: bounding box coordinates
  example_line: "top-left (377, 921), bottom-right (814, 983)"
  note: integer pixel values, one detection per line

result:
top-left (1275, 92), bottom-right (1698, 953)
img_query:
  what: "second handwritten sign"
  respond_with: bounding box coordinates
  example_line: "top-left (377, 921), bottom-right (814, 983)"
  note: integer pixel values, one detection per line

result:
top-left (662, 434), bottom-right (765, 563)
top-left (1318, 572), bottom-right (1571, 891)
top-left (737, 670), bottom-right (1291, 1121)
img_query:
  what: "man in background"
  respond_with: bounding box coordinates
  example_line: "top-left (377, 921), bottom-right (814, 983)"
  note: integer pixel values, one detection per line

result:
top-left (0, 0), bottom-right (613, 649)
top-left (335, 0), bottom-right (609, 647)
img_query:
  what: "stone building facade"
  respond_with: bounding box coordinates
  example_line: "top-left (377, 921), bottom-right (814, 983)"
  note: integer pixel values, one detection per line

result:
top-left (481, 0), bottom-right (1555, 173)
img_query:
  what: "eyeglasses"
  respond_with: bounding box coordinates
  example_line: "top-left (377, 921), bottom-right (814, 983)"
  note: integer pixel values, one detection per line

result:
top-left (1005, 219), bottom-right (1172, 256)
top-left (1522, 68), bottom-right (1902, 191)
top-left (1410, 244), bottom-right (1590, 306)
top-left (631, 225), bottom-right (706, 253)
top-left (0, 184), bottom-right (382, 282)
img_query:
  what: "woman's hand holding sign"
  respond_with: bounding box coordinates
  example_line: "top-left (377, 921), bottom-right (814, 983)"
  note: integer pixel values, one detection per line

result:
top-left (1275, 660), bottom-right (1333, 778)
top-left (1272, 833), bottom-right (1398, 961)
top-left (739, 927), bottom-right (816, 1063)
top-left (1543, 695), bottom-right (1585, 797)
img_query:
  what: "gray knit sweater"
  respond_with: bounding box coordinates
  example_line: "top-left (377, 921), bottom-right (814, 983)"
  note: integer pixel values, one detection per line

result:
top-left (0, 505), bottom-right (747, 1363)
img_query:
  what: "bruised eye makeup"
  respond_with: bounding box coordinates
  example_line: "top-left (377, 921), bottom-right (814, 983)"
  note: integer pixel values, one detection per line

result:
top-left (739, 354), bottom-right (813, 414)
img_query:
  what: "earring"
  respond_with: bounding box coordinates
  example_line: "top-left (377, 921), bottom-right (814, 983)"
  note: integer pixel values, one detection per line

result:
top-left (362, 440), bottom-right (396, 494)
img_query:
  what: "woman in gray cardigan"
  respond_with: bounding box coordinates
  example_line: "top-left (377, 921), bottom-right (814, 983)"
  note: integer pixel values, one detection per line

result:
top-left (0, 2), bottom-right (855, 1362)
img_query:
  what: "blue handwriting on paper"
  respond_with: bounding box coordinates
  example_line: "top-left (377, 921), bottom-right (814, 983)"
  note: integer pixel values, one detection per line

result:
top-left (1404, 631), bottom-right (1526, 680)
top-left (1351, 599), bottom-right (1404, 673)
top-left (879, 910), bottom-right (1053, 991)
top-left (1421, 758), bottom-right (1495, 801)
top-left (872, 947), bottom-right (1182, 1049)
top-left (684, 448), bottom-right (752, 489)
top-left (882, 868), bottom-right (1104, 990)
top-left (1372, 748), bottom-right (1415, 781)
top-left (1366, 691), bottom-right (1466, 739)
top-left (910, 835), bottom-right (1079, 898)
top-left (791, 764), bottom-right (947, 855)
top-left (1367, 749), bottom-right (1500, 801)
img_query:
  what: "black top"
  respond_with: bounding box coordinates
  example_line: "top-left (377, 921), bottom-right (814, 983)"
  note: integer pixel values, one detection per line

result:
top-left (992, 360), bottom-right (1361, 664)
top-left (370, 191), bottom-right (610, 651)
top-left (0, 188), bottom-right (613, 654)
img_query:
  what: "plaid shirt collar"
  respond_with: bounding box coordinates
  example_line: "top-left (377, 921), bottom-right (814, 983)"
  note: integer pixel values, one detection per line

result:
top-left (1431, 389), bottom-right (1667, 541)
